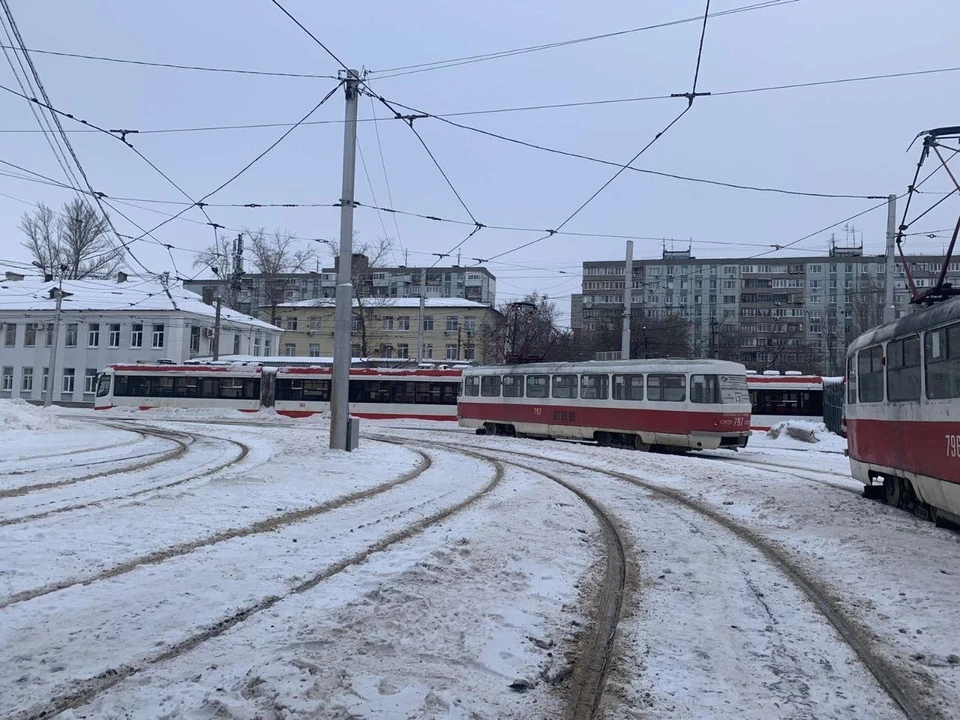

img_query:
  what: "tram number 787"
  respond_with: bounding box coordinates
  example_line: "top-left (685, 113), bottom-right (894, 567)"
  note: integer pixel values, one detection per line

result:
top-left (946, 434), bottom-right (960, 458)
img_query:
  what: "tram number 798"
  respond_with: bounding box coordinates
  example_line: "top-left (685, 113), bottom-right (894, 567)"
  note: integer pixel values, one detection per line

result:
top-left (946, 434), bottom-right (960, 458)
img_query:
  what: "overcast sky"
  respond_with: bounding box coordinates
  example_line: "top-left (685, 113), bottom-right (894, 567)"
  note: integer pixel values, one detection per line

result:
top-left (0, 0), bottom-right (957, 324)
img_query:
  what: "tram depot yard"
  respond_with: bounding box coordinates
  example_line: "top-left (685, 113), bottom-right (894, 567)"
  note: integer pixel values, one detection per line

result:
top-left (1, 400), bottom-right (959, 720)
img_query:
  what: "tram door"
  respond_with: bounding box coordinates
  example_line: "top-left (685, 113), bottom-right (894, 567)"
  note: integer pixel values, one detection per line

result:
top-left (260, 367), bottom-right (277, 408)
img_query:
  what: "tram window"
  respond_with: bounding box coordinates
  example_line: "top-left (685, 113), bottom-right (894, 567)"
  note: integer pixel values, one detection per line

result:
top-left (153, 377), bottom-right (175, 397)
top-left (392, 382), bottom-right (416, 404)
top-left (887, 336), bottom-right (921, 402)
top-left (648, 374), bottom-right (686, 402)
top-left (502, 375), bottom-right (524, 398)
top-left (526, 374), bottom-right (549, 398)
top-left (580, 374), bottom-right (609, 400)
top-left (439, 384), bottom-right (459, 405)
top-left (480, 376), bottom-right (502, 397)
top-left (357, 380), bottom-right (391, 403)
top-left (690, 375), bottom-right (720, 403)
top-left (219, 377), bottom-right (259, 399)
top-left (612, 374), bottom-right (644, 401)
top-left (552, 374), bottom-right (578, 399)
top-left (173, 377), bottom-right (199, 398)
top-left (200, 378), bottom-right (219, 398)
top-left (302, 379), bottom-right (330, 401)
top-left (857, 346), bottom-right (884, 402)
top-left (846, 355), bottom-right (857, 404)
top-left (414, 382), bottom-right (435, 404)
top-left (718, 375), bottom-right (748, 404)
top-left (925, 325), bottom-right (960, 399)
top-left (95, 374), bottom-right (111, 397)
top-left (463, 376), bottom-right (480, 397)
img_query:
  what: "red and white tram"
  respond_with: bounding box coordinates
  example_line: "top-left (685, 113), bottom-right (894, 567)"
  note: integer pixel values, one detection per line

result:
top-left (94, 364), bottom-right (461, 420)
top-left (458, 359), bottom-right (752, 451)
top-left (845, 299), bottom-right (960, 527)
top-left (746, 372), bottom-right (825, 430)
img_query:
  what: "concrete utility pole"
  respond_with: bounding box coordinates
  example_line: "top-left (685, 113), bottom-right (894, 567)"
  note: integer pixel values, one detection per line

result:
top-left (43, 271), bottom-right (64, 408)
top-left (330, 69), bottom-right (361, 451)
top-left (212, 296), bottom-right (222, 360)
top-left (417, 267), bottom-right (426, 361)
top-left (884, 193), bottom-right (897, 324)
top-left (621, 240), bottom-right (633, 360)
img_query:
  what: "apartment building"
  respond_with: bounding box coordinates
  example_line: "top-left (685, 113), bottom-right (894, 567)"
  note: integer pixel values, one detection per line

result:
top-left (272, 298), bottom-right (501, 363)
top-left (572, 247), bottom-right (960, 373)
top-left (184, 255), bottom-right (497, 321)
top-left (0, 273), bottom-right (281, 403)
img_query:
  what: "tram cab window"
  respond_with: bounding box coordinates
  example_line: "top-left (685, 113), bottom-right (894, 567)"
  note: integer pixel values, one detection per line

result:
top-left (526, 374), bottom-right (549, 398)
top-left (95, 374), bottom-right (112, 397)
top-left (463, 376), bottom-right (480, 397)
top-left (502, 375), bottom-right (524, 398)
top-left (857, 346), bottom-right (884, 402)
top-left (846, 356), bottom-right (857, 404)
top-left (480, 375), bottom-right (502, 397)
top-left (925, 324), bottom-right (960, 399)
top-left (612, 374), bottom-right (644, 401)
top-left (887, 336), bottom-right (921, 402)
top-left (690, 374), bottom-right (720, 404)
top-left (551, 374), bottom-right (578, 399)
top-left (648, 374), bottom-right (686, 402)
top-left (580, 374), bottom-right (609, 400)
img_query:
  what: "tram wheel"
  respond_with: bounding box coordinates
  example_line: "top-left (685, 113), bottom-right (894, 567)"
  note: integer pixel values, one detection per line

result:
top-left (634, 435), bottom-right (651, 452)
top-left (596, 432), bottom-right (611, 447)
top-left (882, 476), bottom-right (903, 508)
top-left (484, 423), bottom-right (498, 436)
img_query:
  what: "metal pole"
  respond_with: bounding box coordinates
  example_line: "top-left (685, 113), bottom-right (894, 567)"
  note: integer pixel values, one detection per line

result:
top-left (330, 69), bottom-right (360, 451)
top-left (621, 240), bottom-right (633, 360)
top-left (418, 267), bottom-right (425, 360)
top-left (43, 274), bottom-right (63, 408)
top-left (884, 193), bottom-right (897, 324)
top-left (213, 296), bottom-right (222, 360)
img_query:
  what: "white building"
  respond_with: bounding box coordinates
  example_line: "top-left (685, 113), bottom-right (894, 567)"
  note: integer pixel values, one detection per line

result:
top-left (0, 273), bottom-right (282, 403)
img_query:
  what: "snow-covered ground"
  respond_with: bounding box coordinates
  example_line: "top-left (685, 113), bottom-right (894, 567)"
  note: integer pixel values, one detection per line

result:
top-left (1, 403), bottom-right (959, 719)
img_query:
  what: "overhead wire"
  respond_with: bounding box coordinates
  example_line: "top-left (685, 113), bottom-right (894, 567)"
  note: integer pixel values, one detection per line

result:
top-left (268, 0), bottom-right (349, 72)
top-left (368, 94), bottom-right (405, 258)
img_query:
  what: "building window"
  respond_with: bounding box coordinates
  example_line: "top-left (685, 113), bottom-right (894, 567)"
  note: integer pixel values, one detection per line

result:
top-left (1, 366), bottom-right (12, 391)
top-left (234, 334), bottom-right (241, 355)
top-left (285, 316), bottom-right (298, 331)
top-left (424, 343), bottom-right (433, 359)
top-left (108, 324), bottom-right (121, 348)
top-left (464, 344), bottom-right (475, 361)
top-left (62, 368), bottom-right (76, 393)
top-left (3, 323), bottom-right (15, 347)
top-left (445, 343), bottom-right (457, 360)
top-left (64, 323), bottom-right (77, 347)
top-left (284, 343), bottom-right (296, 356)
top-left (397, 316), bottom-right (410, 331)
top-left (88, 323), bottom-right (100, 347)
top-left (397, 343), bottom-right (409, 358)
top-left (42, 367), bottom-right (49, 392)
top-left (464, 316), bottom-right (476, 332)
top-left (21, 367), bottom-right (33, 392)
top-left (84, 369), bottom-right (98, 394)
top-left (423, 316), bottom-right (434, 331)
top-left (265, 339), bottom-right (272, 356)
top-left (131, 323), bottom-right (143, 348)
top-left (152, 324), bottom-right (165, 349)
top-left (190, 326), bottom-right (201, 353)
top-left (45, 323), bottom-right (53, 347)
top-left (308, 343), bottom-right (320, 357)
top-left (24, 324), bottom-right (36, 347)
top-left (253, 336), bottom-right (261, 356)
top-left (383, 316), bottom-right (395, 330)
top-left (446, 316), bottom-right (459, 331)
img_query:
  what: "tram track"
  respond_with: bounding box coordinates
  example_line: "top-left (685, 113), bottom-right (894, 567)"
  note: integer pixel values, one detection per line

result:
top-left (698, 453), bottom-right (862, 496)
top-left (414, 436), bottom-right (939, 720)
top-left (9, 445), bottom-right (505, 720)
top-left (0, 429), bottom-right (146, 474)
top-left (0, 425), bottom-right (248, 528)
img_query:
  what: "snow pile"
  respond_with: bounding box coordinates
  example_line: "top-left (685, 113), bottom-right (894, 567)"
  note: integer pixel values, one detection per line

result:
top-left (97, 405), bottom-right (328, 424)
top-left (765, 419), bottom-right (828, 443)
top-left (0, 399), bottom-right (62, 431)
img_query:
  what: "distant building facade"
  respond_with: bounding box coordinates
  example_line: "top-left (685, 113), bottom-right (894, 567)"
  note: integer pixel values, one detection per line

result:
top-left (571, 247), bottom-right (960, 374)
top-left (272, 297), bottom-right (501, 363)
top-left (0, 273), bottom-right (281, 403)
top-left (184, 255), bottom-right (497, 321)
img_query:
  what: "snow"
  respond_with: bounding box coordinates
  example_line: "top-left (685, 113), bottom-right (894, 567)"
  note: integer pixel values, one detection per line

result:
top-left (763, 419), bottom-right (843, 446)
top-left (2, 410), bottom-right (959, 719)
top-left (279, 296), bottom-right (491, 309)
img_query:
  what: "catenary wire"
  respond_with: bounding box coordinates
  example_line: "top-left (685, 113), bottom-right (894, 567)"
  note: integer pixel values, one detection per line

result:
top-left (269, 0), bottom-right (349, 72)
top-left (368, 94), bottom-right (405, 258)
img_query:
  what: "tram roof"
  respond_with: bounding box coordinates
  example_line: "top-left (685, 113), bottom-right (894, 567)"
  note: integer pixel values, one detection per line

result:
top-left (462, 359), bottom-right (747, 376)
top-left (847, 296), bottom-right (960, 355)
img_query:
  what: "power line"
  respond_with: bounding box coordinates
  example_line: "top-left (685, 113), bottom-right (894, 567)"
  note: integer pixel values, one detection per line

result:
top-left (368, 95), bottom-right (405, 258)
top-left (269, 0), bottom-right (349, 72)
top-left (368, 0), bottom-right (798, 79)
top-left (0, 42), bottom-right (337, 79)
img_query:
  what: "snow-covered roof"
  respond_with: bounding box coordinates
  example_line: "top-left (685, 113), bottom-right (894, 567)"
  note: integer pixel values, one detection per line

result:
top-left (277, 297), bottom-right (493, 310)
top-left (0, 276), bottom-right (280, 331)
top-left (186, 355), bottom-right (422, 366)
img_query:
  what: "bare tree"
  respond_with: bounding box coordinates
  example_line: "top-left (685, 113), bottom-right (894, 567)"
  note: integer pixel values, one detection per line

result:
top-left (630, 313), bottom-right (693, 359)
top-left (20, 199), bottom-right (122, 279)
top-left (479, 292), bottom-right (565, 363)
top-left (190, 234), bottom-right (242, 309)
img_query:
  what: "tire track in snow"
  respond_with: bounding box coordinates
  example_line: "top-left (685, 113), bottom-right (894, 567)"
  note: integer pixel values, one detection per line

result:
top-left (0, 425), bottom-right (190, 500)
top-left (12, 448), bottom-right (504, 720)
top-left (0, 428), bottom-right (248, 528)
top-left (426, 438), bottom-right (936, 720)
top-left (0, 448), bottom-right (431, 610)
